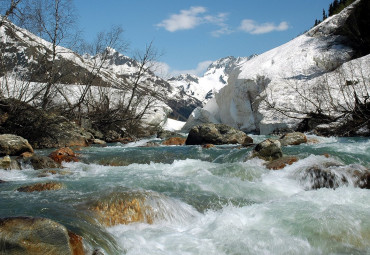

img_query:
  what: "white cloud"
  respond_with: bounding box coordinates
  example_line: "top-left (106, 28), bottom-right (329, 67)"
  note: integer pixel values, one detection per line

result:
top-left (156, 7), bottom-right (231, 36)
top-left (156, 6), bottom-right (207, 32)
top-left (153, 60), bottom-right (213, 78)
top-left (239, 20), bottom-right (289, 34)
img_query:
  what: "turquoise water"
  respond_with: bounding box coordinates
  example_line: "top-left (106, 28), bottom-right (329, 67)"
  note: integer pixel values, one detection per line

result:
top-left (0, 135), bottom-right (369, 254)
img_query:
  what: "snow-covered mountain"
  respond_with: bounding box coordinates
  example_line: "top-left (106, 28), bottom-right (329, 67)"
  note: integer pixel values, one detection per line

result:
top-left (0, 19), bottom-right (202, 125)
top-left (183, 0), bottom-right (370, 135)
top-left (168, 56), bottom-right (251, 105)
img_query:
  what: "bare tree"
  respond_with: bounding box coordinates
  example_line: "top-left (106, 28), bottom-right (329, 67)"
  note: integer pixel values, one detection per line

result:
top-left (81, 41), bottom-right (166, 138)
top-left (261, 58), bottom-right (370, 135)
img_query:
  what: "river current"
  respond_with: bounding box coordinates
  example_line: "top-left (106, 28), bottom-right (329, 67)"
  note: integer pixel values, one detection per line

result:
top-left (0, 135), bottom-right (369, 254)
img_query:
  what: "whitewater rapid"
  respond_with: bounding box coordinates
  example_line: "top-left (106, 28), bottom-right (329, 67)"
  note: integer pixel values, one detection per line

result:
top-left (0, 135), bottom-right (369, 254)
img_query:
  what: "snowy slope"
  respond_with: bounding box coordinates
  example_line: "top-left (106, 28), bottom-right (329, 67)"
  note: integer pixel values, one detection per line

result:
top-left (183, 0), bottom-right (369, 134)
top-left (0, 18), bottom-right (202, 125)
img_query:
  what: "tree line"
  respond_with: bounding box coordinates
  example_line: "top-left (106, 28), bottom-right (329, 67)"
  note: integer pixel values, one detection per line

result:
top-left (314, 0), bottom-right (356, 27)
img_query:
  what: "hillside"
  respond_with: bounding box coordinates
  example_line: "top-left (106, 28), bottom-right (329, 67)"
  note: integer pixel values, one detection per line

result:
top-left (183, 0), bottom-right (370, 136)
top-left (0, 18), bottom-right (201, 126)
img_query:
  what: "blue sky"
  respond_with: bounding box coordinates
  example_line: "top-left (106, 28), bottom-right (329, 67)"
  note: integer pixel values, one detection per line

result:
top-left (75, 0), bottom-right (333, 77)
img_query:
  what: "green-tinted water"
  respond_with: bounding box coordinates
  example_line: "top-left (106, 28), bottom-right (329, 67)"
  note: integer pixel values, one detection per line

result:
top-left (0, 135), bottom-right (369, 254)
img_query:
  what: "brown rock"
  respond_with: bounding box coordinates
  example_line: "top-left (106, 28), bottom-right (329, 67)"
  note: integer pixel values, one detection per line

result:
top-left (279, 132), bottom-right (307, 146)
top-left (49, 147), bottom-right (79, 164)
top-left (242, 136), bottom-right (254, 147)
top-left (265, 156), bottom-right (299, 170)
top-left (201, 144), bottom-right (214, 149)
top-left (17, 182), bottom-right (64, 192)
top-left (89, 191), bottom-right (155, 227)
top-left (20, 152), bottom-right (34, 158)
top-left (68, 231), bottom-right (85, 255)
top-left (0, 217), bottom-right (81, 255)
top-left (162, 137), bottom-right (186, 146)
top-left (29, 154), bottom-right (62, 169)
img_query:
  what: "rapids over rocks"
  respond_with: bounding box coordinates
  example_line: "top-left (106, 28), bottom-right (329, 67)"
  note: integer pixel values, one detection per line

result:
top-left (0, 135), bottom-right (369, 254)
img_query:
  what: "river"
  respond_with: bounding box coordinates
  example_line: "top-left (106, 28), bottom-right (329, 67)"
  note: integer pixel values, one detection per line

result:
top-left (0, 135), bottom-right (369, 255)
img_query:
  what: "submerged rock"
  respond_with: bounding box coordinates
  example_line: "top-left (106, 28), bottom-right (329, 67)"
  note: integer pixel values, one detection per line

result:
top-left (89, 191), bottom-right (154, 226)
top-left (0, 134), bottom-right (33, 156)
top-left (162, 137), bottom-right (186, 146)
top-left (88, 190), bottom-right (195, 227)
top-left (300, 164), bottom-right (370, 190)
top-left (252, 139), bottom-right (283, 161)
top-left (49, 147), bottom-right (79, 164)
top-left (185, 123), bottom-right (252, 145)
top-left (27, 154), bottom-right (62, 169)
top-left (265, 156), bottom-right (299, 170)
top-left (279, 132), bottom-right (307, 146)
top-left (17, 182), bottom-right (64, 192)
top-left (0, 217), bottom-right (84, 255)
top-left (201, 144), bottom-right (215, 149)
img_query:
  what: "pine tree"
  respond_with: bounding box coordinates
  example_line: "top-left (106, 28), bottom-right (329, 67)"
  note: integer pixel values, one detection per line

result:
top-left (322, 9), bottom-right (327, 20)
top-left (329, 3), bottom-right (334, 16)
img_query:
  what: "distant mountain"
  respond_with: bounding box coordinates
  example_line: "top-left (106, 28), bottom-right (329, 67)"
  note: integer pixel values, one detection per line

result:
top-left (167, 56), bottom-right (252, 105)
top-left (0, 19), bottom-right (201, 122)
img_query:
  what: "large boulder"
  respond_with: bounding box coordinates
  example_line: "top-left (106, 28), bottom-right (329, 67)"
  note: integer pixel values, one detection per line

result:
top-left (279, 132), bottom-right (307, 146)
top-left (0, 134), bottom-right (33, 156)
top-left (0, 98), bottom-right (93, 149)
top-left (185, 123), bottom-right (252, 145)
top-left (252, 139), bottom-right (283, 161)
top-left (0, 217), bottom-right (84, 255)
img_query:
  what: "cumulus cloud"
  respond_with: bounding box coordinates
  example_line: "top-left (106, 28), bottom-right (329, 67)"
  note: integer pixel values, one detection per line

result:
top-left (156, 6), bottom-right (231, 36)
top-left (239, 20), bottom-right (289, 34)
top-left (153, 60), bottom-right (213, 78)
top-left (156, 6), bottom-right (207, 32)
top-left (157, 6), bottom-right (289, 36)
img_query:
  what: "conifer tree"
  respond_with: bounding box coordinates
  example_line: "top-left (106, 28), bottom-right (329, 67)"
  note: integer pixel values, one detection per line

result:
top-left (322, 9), bottom-right (327, 20)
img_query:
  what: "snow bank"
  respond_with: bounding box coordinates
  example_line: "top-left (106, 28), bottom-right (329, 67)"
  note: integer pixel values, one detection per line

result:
top-left (183, 1), bottom-right (368, 134)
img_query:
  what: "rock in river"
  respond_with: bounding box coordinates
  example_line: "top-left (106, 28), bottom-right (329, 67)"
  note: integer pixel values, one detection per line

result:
top-left (0, 217), bottom-right (84, 255)
top-left (0, 134), bottom-right (33, 156)
top-left (185, 123), bottom-right (252, 145)
top-left (252, 139), bottom-right (283, 161)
